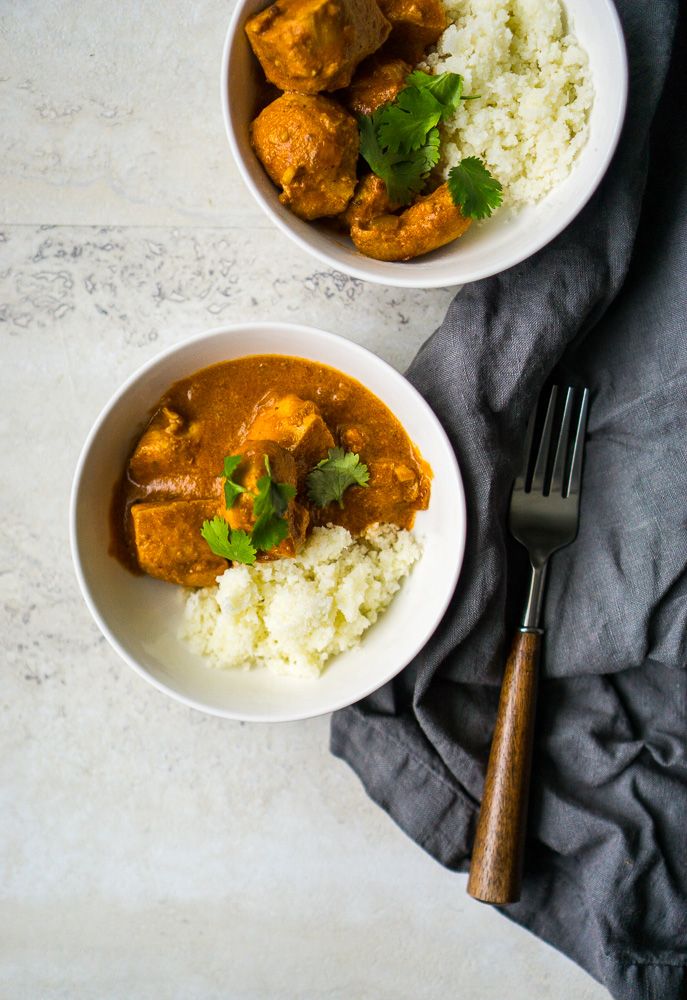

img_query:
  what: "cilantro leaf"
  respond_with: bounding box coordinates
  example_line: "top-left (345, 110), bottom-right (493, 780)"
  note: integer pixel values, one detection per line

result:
top-left (376, 86), bottom-right (443, 154)
top-left (358, 113), bottom-right (392, 183)
top-left (247, 456), bottom-right (296, 553)
top-left (358, 71), bottom-right (466, 205)
top-left (253, 456), bottom-right (297, 520)
top-left (223, 455), bottom-right (243, 478)
top-left (358, 70), bottom-right (492, 208)
top-left (447, 157), bottom-right (503, 219)
top-left (306, 448), bottom-right (370, 509)
top-left (222, 454), bottom-right (247, 509)
top-left (404, 70), bottom-right (464, 118)
top-left (387, 128), bottom-right (440, 204)
top-left (200, 517), bottom-right (257, 565)
top-left (251, 511), bottom-right (290, 552)
top-left (202, 452), bottom-right (298, 566)
top-left (359, 114), bottom-right (440, 205)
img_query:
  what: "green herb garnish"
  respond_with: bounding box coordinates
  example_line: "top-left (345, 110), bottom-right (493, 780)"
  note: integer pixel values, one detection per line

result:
top-left (358, 71), bottom-right (500, 217)
top-left (222, 454), bottom-right (247, 509)
top-left (251, 456), bottom-right (297, 552)
top-left (200, 518), bottom-right (257, 565)
top-left (447, 156), bottom-right (503, 219)
top-left (358, 71), bottom-right (466, 205)
top-left (202, 453), bottom-right (296, 565)
top-left (359, 114), bottom-right (440, 205)
top-left (306, 448), bottom-right (370, 509)
top-left (253, 456), bottom-right (297, 519)
top-left (251, 511), bottom-right (291, 553)
top-left (376, 86), bottom-right (444, 155)
top-left (404, 70), bottom-right (466, 117)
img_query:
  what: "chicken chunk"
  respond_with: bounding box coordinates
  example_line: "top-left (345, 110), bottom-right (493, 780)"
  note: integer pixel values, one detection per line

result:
top-left (229, 439), bottom-right (298, 497)
top-left (245, 395), bottom-right (335, 475)
top-left (251, 94), bottom-right (359, 221)
top-left (128, 406), bottom-right (222, 501)
top-left (310, 455), bottom-right (429, 532)
top-left (349, 182), bottom-right (472, 261)
top-left (377, 0), bottom-right (446, 64)
top-left (245, 0), bottom-right (391, 94)
top-left (342, 173), bottom-right (397, 231)
top-left (341, 54), bottom-right (411, 116)
top-left (129, 407), bottom-right (199, 482)
top-left (130, 499), bottom-right (227, 587)
top-left (222, 440), bottom-right (309, 559)
top-left (367, 458), bottom-right (430, 514)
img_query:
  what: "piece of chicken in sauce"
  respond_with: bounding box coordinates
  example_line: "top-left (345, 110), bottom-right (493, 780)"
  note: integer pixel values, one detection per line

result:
top-left (348, 180), bottom-right (472, 261)
top-left (131, 499), bottom-right (227, 588)
top-left (342, 173), bottom-right (398, 230)
top-left (377, 0), bottom-right (447, 64)
top-left (310, 449), bottom-right (429, 533)
top-left (127, 406), bottom-right (223, 502)
top-left (251, 94), bottom-right (359, 220)
top-left (340, 53), bottom-right (411, 116)
top-left (244, 394), bottom-right (335, 479)
top-left (245, 0), bottom-right (391, 94)
top-left (355, 457), bottom-right (429, 521)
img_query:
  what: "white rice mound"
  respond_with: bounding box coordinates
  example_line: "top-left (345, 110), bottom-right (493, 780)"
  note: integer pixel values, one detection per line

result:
top-left (180, 524), bottom-right (421, 679)
top-left (422, 0), bottom-right (594, 206)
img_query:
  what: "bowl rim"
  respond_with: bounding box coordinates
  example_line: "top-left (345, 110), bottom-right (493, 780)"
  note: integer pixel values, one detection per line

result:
top-left (70, 322), bottom-right (467, 722)
top-left (220, 0), bottom-right (628, 290)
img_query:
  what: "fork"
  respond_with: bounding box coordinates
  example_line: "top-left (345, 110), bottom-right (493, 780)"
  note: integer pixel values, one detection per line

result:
top-left (467, 385), bottom-right (590, 905)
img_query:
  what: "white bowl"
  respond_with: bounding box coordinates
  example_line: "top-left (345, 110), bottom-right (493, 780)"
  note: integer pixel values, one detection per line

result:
top-left (71, 323), bottom-right (466, 722)
top-left (221, 0), bottom-right (627, 289)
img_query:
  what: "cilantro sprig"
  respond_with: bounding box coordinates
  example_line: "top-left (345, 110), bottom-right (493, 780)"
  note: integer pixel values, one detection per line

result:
top-left (358, 69), bottom-right (502, 220)
top-left (253, 456), bottom-right (296, 520)
top-left (359, 115), bottom-right (440, 205)
top-left (306, 448), bottom-right (370, 509)
top-left (201, 453), bottom-right (296, 566)
top-left (405, 70), bottom-right (466, 116)
top-left (359, 70), bottom-right (464, 206)
top-left (377, 87), bottom-right (443, 155)
top-left (359, 115), bottom-right (439, 205)
top-left (251, 456), bottom-right (296, 552)
top-left (200, 519), bottom-right (257, 565)
top-left (222, 454), bottom-right (246, 508)
top-left (447, 156), bottom-right (503, 219)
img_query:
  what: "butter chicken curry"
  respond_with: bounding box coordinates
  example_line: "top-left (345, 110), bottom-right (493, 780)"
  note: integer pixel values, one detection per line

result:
top-left (111, 355), bottom-right (431, 588)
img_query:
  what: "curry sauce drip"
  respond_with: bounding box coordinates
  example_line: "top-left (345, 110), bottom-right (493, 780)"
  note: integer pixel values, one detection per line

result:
top-left (110, 355), bottom-right (431, 586)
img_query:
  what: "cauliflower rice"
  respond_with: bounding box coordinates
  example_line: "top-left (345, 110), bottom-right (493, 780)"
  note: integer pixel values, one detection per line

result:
top-left (181, 524), bottom-right (421, 678)
top-left (423, 0), bottom-right (594, 206)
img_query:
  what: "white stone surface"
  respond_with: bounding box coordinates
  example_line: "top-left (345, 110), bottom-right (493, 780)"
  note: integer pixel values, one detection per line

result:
top-left (1, 3), bottom-right (610, 998)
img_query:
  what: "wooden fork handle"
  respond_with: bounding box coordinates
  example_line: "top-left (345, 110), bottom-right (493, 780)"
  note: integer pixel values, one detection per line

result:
top-left (467, 628), bottom-right (541, 905)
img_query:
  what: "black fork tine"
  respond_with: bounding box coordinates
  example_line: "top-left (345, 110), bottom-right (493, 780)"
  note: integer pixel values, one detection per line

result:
top-left (531, 386), bottom-right (559, 493)
top-left (566, 387), bottom-right (590, 498)
top-left (550, 387), bottom-right (575, 495)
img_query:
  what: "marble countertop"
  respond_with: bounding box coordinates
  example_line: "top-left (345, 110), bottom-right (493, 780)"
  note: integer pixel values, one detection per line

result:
top-left (1, 3), bottom-right (610, 997)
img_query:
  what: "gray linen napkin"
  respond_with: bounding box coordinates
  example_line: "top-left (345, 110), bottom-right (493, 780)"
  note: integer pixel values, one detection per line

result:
top-left (331, 3), bottom-right (687, 998)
